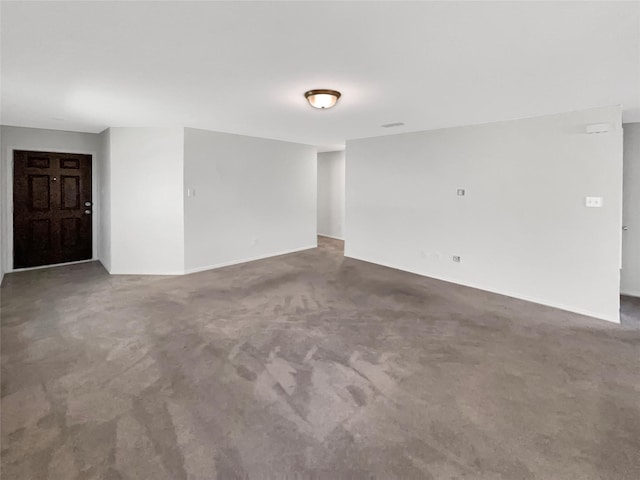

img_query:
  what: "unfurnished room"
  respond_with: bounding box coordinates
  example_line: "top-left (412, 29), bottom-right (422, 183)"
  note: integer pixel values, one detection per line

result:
top-left (1, 1), bottom-right (639, 479)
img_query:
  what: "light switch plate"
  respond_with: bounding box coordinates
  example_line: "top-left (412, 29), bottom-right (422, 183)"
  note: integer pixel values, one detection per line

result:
top-left (457, 189), bottom-right (465, 196)
top-left (585, 196), bottom-right (603, 208)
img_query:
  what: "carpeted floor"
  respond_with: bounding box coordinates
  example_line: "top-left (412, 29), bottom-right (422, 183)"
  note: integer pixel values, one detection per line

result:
top-left (1, 237), bottom-right (639, 479)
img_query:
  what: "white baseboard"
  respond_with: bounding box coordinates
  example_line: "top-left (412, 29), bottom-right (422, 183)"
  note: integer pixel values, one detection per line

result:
top-left (318, 234), bottom-right (345, 241)
top-left (107, 270), bottom-right (185, 276)
top-left (185, 244), bottom-right (317, 275)
top-left (106, 264), bottom-right (185, 275)
top-left (344, 253), bottom-right (620, 324)
top-left (98, 245), bottom-right (317, 275)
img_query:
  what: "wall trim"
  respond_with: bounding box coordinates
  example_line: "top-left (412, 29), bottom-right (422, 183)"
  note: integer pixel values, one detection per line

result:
top-left (185, 244), bottom-right (317, 275)
top-left (318, 233), bottom-right (344, 241)
top-left (107, 270), bottom-right (185, 276)
top-left (344, 253), bottom-right (620, 324)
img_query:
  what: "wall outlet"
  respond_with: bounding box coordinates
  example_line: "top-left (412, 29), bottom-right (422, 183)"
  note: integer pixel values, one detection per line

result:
top-left (585, 196), bottom-right (602, 207)
top-left (452, 255), bottom-right (461, 263)
top-left (457, 189), bottom-right (465, 196)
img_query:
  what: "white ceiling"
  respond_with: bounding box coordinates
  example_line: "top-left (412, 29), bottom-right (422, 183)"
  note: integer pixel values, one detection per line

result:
top-left (2, 1), bottom-right (639, 152)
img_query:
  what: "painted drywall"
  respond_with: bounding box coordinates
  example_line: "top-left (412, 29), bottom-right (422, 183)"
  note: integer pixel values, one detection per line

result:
top-left (98, 128), bottom-right (111, 272)
top-left (345, 106), bottom-right (623, 322)
top-left (183, 128), bottom-right (316, 273)
top-left (0, 125), bottom-right (101, 274)
top-left (0, 127), bottom-right (4, 285)
top-left (317, 151), bottom-right (345, 239)
top-left (109, 128), bottom-right (184, 274)
top-left (622, 123), bottom-right (640, 296)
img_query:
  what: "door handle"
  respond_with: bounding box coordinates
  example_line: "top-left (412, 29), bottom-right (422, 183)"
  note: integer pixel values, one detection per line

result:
top-left (84, 210), bottom-right (91, 215)
top-left (622, 226), bottom-right (629, 231)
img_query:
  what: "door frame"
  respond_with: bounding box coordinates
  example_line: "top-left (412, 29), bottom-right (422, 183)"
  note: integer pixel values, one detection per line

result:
top-left (5, 145), bottom-right (99, 272)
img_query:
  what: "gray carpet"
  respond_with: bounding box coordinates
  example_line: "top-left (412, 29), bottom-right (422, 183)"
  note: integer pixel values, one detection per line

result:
top-left (2, 237), bottom-right (639, 479)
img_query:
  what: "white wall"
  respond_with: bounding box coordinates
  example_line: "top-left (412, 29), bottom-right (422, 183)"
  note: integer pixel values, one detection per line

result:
top-left (98, 128), bottom-right (111, 272)
top-left (0, 127), bottom-right (4, 285)
top-left (109, 128), bottom-right (184, 274)
top-left (0, 126), bottom-right (101, 274)
top-left (317, 151), bottom-right (345, 239)
top-left (622, 123), bottom-right (640, 296)
top-left (183, 127), bottom-right (316, 273)
top-left (345, 106), bottom-right (623, 322)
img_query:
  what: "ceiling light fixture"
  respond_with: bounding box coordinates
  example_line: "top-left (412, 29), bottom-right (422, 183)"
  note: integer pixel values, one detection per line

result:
top-left (304, 89), bottom-right (341, 109)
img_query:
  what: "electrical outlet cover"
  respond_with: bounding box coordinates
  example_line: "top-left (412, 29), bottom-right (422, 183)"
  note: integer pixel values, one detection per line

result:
top-left (585, 196), bottom-right (603, 207)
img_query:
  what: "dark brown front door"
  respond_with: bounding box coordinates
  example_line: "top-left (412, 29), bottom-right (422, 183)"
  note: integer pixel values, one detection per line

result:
top-left (13, 150), bottom-right (92, 269)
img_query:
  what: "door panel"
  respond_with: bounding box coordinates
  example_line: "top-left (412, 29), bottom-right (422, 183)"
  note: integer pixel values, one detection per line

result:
top-left (61, 217), bottom-right (81, 247)
top-left (14, 150), bottom-right (92, 268)
top-left (31, 219), bottom-right (51, 249)
top-left (60, 157), bottom-right (80, 169)
top-left (27, 155), bottom-right (50, 169)
top-left (28, 175), bottom-right (51, 210)
top-left (61, 176), bottom-right (80, 209)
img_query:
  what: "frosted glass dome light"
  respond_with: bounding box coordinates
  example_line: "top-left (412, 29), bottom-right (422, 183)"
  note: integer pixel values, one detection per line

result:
top-left (304, 89), bottom-right (341, 109)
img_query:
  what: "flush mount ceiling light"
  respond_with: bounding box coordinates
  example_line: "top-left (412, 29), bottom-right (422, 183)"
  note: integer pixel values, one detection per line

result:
top-left (304, 89), bottom-right (341, 109)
